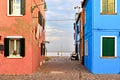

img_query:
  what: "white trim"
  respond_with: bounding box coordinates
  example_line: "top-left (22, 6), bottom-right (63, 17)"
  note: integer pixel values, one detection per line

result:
top-left (100, 0), bottom-right (102, 12)
top-left (7, 14), bottom-right (23, 16)
top-left (100, 36), bottom-right (117, 57)
top-left (6, 36), bottom-right (23, 38)
top-left (7, 0), bottom-right (23, 16)
top-left (7, 54), bottom-right (22, 58)
top-left (100, 0), bottom-right (117, 13)
top-left (115, 0), bottom-right (117, 13)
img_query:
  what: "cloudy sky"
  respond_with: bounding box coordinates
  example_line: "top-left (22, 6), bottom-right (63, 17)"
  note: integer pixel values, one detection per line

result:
top-left (45, 0), bottom-right (81, 52)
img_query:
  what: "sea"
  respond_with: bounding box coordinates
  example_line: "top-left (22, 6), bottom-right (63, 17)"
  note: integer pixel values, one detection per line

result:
top-left (46, 51), bottom-right (72, 57)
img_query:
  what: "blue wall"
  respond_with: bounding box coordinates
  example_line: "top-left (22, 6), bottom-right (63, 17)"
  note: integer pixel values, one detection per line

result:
top-left (84, 0), bottom-right (120, 74)
top-left (84, 0), bottom-right (93, 72)
top-left (75, 19), bottom-right (80, 60)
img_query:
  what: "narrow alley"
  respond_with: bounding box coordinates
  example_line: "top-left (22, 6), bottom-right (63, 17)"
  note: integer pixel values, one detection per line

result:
top-left (0, 57), bottom-right (120, 80)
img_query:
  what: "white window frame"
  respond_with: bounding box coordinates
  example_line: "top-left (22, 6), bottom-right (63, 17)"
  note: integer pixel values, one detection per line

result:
top-left (7, 0), bottom-right (23, 16)
top-left (100, 0), bottom-right (117, 13)
top-left (100, 36), bottom-right (117, 57)
top-left (6, 36), bottom-right (23, 58)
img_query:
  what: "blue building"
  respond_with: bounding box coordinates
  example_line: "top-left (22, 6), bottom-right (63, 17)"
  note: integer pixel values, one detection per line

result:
top-left (74, 13), bottom-right (80, 60)
top-left (82, 0), bottom-right (120, 74)
top-left (73, 13), bottom-right (81, 60)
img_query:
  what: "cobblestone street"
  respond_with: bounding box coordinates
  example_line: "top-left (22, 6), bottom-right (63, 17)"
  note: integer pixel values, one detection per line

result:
top-left (0, 57), bottom-right (120, 80)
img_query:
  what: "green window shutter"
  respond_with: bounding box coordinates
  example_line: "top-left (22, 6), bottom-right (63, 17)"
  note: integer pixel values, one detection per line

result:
top-left (41, 43), bottom-right (43, 55)
top-left (38, 11), bottom-right (40, 25)
top-left (20, 38), bottom-right (25, 57)
top-left (38, 11), bottom-right (43, 26)
top-left (43, 44), bottom-right (45, 55)
top-left (102, 0), bottom-right (108, 12)
top-left (21, 0), bottom-right (25, 15)
top-left (43, 18), bottom-right (45, 29)
top-left (4, 38), bottom-right (9, 57)
top-left (102, 37), bottom-right (115, 56)
top-left (9, 0), bottom-right (13, 14)
top-left (108, 0), bottom-right (115, 13)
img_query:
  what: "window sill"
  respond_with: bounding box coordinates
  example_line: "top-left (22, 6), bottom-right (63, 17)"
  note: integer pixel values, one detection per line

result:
top-left (100, 56), bottom-right (117, 58)
top-left (100, 12), bottom-right (117, 15)
top-left (7, 14), bottom-right (23, 17)
top-left (7, 54), bottom-right (23, 59)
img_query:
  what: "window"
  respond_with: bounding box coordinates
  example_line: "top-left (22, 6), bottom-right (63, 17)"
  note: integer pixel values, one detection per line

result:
top-left (101, 0), bottom-right (117, 14)
top-left (38, 11), bottom-right (45, 30)
top-left (8, 0), bottom-right (25, 16)
top-left (101, 36), bottom-right (117, 58)
top-left (41, 43), bottom-right (45, 55)
top-left (4, 37), bottom-right (25, 58)
top-left (84, 9), bottom-right (86, 25)
top-left (38, 11), bottom-right (43, 26)
top-left (85, 40), bottom-right (88, 56)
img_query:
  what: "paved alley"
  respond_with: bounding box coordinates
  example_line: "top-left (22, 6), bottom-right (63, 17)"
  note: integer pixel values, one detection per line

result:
top-left (0, 57), bottom-right (120, 80)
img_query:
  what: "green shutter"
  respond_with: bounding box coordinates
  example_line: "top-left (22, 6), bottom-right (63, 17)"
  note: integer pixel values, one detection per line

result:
top-left (108, 0), bottom-right (115, 13)
top-left (43, 44), bottom-right (45, 55)
top-left (38, 11), bottom-right (43, 26)
top-left (41, 43), bottom-right (43, 55)
top-left (102, 0), bottom-right (108, 12)
top-left (20, 38), bottom-right (25, 57)
top-left (38, 11), bottom-right (40, 25)
top-left (102, 37), bottom-right (115, 56)
top-left (43, 18), bottom-right (45, 29)
top-left (21, 0), bottom-right (25, 15)
top-left (9, 0), bottom-right (13, 14)
top-left (4, 38), bottom-right (9, 57)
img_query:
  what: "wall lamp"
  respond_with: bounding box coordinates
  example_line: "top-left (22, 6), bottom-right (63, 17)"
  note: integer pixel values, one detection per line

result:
top-left (31, 2), bottom-right (47, 13)
top-left (42, 41), bottom-right (50, 44)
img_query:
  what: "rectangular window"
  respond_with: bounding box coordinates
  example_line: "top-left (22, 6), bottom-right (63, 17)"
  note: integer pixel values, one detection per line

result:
top-left (8, 0), bottom-right (25, 16)
top-left (85, 40), bottom-right (88, 56)
top-left (38, 11), bottom-right (43, 26)
top-left (4, 37), bottom-right (25, 58)
top-left (101, 0), bottom-right (117, 14)
top-left (101, 36), bottom-right (117, 58)
top-left (41, 43), bottom-right (45, 55)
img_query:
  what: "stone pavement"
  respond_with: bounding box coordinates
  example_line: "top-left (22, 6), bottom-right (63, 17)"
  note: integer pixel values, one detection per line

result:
top-left (0, 56), bottom-right (120, 80)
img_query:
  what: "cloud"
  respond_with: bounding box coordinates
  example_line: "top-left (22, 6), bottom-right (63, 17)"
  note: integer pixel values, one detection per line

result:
top-left (46, 26), bottom-right (64, 35)
top-left (45, 0), bottom-right (81, 52)
top-left (46, 0), bottom-right (66, 5)
top-left (46, 36), bottom-right (61, 41)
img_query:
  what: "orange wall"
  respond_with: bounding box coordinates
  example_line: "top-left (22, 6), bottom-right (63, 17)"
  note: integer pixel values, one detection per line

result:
top-left (31, 0), bottom-right (46, 73)
top-left (0, 0), bottom-right (45, 74)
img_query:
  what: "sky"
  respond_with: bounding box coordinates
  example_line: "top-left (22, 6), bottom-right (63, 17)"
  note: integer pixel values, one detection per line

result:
top-left (45, 0), bottom-right (82, 52)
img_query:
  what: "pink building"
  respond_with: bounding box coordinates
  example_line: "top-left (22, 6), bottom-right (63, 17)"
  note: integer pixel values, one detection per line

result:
top-left (0, 0), bottom-right (47, 74)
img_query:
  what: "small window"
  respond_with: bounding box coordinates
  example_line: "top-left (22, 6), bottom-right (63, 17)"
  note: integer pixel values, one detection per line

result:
top-left (101, 36), bottom-right (117, 58)
top-left (38, 11), bottom-right (43, 26)
top-left (8, 0), bottom-right (25, 16)
top-left (85, 40), bottom-right (88, 56)
top-left (101, 0), bottom-right (117, 14)
top-left (41, 43), bottom-right (45, 55)
top-left (4, 37), bottom-right (25, 58)
top-left (84, 9), bottom-right (86, 25)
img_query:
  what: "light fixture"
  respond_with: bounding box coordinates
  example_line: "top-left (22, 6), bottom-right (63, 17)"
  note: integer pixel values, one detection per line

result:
top-left (42, 41), bottom-right (50, 44)
top-left (31, 2), bottom-right (47, 13)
